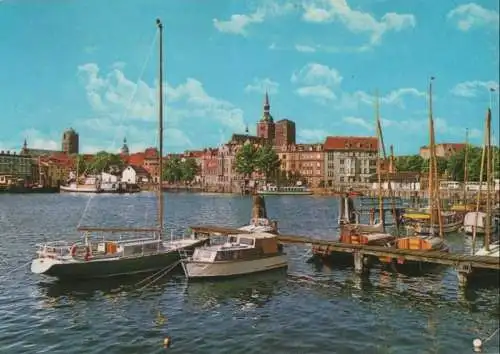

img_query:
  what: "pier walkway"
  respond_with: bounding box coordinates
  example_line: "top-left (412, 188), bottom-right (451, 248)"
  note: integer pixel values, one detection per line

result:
top-left (189, 225), bottom-right (499, 287)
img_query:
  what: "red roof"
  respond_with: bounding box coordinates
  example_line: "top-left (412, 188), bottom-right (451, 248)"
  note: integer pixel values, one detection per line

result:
top-left (127, 152), bottom-right (145, 166)
top-left (323, 136), bottom-right (378, 151)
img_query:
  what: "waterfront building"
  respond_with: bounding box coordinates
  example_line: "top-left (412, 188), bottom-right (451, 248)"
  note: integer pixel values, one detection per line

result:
top-left (121, 165), bottom-right (151, 184)
top-left (323, 136), bottom-right (378, 186)
top-left (0, 150), bottom-right (35, 186)
top-left (201, 148), bottom-right (219, 187)
top-left (277, 143), bottom-right (324, 187)
top-left (419, 143), bottom-right (466, 159)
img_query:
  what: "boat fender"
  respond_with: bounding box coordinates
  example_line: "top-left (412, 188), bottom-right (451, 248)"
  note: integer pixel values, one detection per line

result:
top-left (70, 245), bottom-right (77, 257)
top-left (84, 246), bottom-right (91, 261)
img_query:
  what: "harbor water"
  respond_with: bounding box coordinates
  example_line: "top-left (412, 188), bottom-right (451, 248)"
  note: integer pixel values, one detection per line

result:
top-left (0, 193), bottom-right (499, 354)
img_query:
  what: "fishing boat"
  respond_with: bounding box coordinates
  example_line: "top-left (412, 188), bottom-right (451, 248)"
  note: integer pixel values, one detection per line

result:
top-left (402, 209), bottom-right (463, 235)
top-left (257, 183), bottom-right (312, 196)
top-left (391, 77), bottom-right (450, 274)
top-left (312, 92), bottom-right (396, 263)
top-left (180, 232), bottom-right (287, 279)
top-left (59, 177), bottom-right (102, 193)
top-left (30, 19), bottom-right (208, 280)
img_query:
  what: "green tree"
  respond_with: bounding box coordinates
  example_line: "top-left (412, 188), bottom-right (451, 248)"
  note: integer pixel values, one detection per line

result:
top-left (73, 154), bottom-right (87, 175)
top-left (163, 156), bottom-right (182, 183)
top-left (234, 143), bottom-right (257, 178)
top-left (89, 151), bottom-right (123, 173)
top-left (396, 155), bottom-right (424, 172)
top-left (180, 158), bottom-right (199, 183)
top-left (420, 156), bottom-right (447, 175)
top-left (255, 144), bottom-right (281, 181)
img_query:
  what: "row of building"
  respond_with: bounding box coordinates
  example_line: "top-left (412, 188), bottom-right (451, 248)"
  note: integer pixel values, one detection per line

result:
top-left (1, 93), bottom-right (466, 191)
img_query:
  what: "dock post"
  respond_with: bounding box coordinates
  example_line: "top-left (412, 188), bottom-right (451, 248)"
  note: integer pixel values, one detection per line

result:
top-left (456, 263), bottom-right (472, 288)
top-left (353, 251), bottom-right (369, 275)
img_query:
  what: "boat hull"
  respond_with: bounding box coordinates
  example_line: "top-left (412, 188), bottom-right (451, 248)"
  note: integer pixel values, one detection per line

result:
top-left (60, 185), bottom-right (101, 193)
top-left (257, 191), bottom-right (312, 196)
top-left (404, 220), bottom-right (462, 235)
top-left (463, 225), bottom-right (497, 235)
top-left (31, 239), bottom-right (206, 280)
top-left (183, 254), bottom-right (288, 279)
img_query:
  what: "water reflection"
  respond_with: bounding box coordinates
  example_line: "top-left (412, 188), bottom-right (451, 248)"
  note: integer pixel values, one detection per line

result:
top-left (183, 269), bottom-right (287, 311)
top-left (36, 271), bottom-right (179, 302)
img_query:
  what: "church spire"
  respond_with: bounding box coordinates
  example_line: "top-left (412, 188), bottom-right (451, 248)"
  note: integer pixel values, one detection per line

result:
top-left (121, 137), bottom-right (129, 155)
top-left (261, 91), bottom-right (273, 122)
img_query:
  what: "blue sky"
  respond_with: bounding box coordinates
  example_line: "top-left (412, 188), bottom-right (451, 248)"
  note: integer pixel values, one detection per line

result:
top-left (0, 0), bottom-right (498, 155)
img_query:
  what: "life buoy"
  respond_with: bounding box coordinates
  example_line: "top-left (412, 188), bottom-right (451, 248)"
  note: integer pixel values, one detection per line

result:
top-left (70, 245), bottom-right (77, 257)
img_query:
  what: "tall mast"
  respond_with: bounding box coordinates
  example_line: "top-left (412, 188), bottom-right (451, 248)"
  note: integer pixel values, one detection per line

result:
top-left (428, 77), bottom-right (435, 234)
top-left (156, 18), bottom-right (164, 236)
top-left (374, 90), bottom-right (385, 232)
top-left (463, 128), bottom-right (469, 206)
top-left (485, 108), bottom-right (492, 251)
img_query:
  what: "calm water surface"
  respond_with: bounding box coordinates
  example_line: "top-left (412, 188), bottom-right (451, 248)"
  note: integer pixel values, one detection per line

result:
top-left (0, 193), bottom-right (498, 354)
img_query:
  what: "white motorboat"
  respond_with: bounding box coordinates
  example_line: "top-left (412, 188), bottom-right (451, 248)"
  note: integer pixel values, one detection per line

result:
top-left (181, 232), bottom-right (287, 279)
top-left (238, 217), bottom-right (278, 234)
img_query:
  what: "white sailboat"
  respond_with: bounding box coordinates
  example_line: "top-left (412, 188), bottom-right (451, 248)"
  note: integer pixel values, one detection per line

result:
top-left (474, 108), bottom-right (499, 258)
top-left (30, 19), bottom-right (208, 280)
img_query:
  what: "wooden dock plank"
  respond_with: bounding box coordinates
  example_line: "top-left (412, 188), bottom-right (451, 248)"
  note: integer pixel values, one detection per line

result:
top-left (189, 225), bottom-right (500, 270)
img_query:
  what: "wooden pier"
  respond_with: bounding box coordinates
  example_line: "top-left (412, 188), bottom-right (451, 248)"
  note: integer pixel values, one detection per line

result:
top-left (189, 225), bottom-right (500, 288)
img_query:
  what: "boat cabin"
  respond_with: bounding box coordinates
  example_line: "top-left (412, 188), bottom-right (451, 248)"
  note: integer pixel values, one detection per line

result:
top-left (191, 232), bottom-right (281, 263)
top-left (395, 236), bottom-right (447, 251)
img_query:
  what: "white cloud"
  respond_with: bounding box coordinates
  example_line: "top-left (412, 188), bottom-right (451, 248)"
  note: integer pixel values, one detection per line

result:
top-left (450, 80), bottom-right (499, 97)
top-left (244, 77), bottom-right (280, 94)
top-left (213, 12), bottom-right (265, 35)
top-left (301, 0), bottom-right (416, 47)
top-left (291, 63), bottom-right (343, 86)
top-left (213, 2), bottom-right (296, 35)
top-left (340, 115), bottom-right (479, 141)
top-left (447, 3), bottom-right (499, 31)
top-left (291, 63), bottom-right (342, 101)
top-left (298, 128), bottom-right (328, 142)
top-left (342, 116), bottom-right (372, 130)
top-left (21, 129), bottom-right (59, 151)
top-left (295, 86), bottom-right (336, 102)
top-left (77, 62), bottom-right (245, 152)
top-left (295, 44), bottom-right (317, 52)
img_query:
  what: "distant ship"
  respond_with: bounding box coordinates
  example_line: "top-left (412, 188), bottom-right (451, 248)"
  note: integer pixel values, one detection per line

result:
top-left (257, 183), bottom-right (312, 196)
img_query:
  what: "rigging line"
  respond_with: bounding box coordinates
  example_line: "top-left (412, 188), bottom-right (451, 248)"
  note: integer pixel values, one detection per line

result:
top-left (110, 29), bottom-right (159, 151)
top-left (77, 193), bottom-right (95, 228)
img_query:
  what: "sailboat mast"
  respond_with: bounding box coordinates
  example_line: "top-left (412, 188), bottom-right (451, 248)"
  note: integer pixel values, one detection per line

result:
top-left (463, 128), bottom-right (469, 205)
top-left (485, 108), bottom-right (492, 251)
top-left (157, 18), bottom-right (164, 235)
top-left (428, 77), bottom-right (435, 233)
top-left (375, 90), bottom-right (384, 232)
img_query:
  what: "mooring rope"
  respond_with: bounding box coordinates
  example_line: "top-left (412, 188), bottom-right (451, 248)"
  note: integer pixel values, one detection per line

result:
top-left (77, 193), bottom-right (95, 229)
top-left (0, 261), bottom-right (31, 279)
top-left (483, 327), bottom-right (499, 343)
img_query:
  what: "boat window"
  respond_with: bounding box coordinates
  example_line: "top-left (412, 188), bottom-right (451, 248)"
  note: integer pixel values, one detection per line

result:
top-left (239, 237), bottom-right (254, 246)
top-left (228, 236), bottom-right (237, 243)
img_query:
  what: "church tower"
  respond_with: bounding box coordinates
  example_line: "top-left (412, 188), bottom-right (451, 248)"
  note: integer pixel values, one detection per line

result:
top-left (120, 137), bottom-right (130, 155)
top-left (256, 91), bottom-right (275, 143)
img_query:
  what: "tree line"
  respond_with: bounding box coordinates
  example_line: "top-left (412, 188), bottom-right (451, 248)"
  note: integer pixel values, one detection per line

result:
top-left (74, 152), bottom-right (200, 184)
top-left (234, 143), bottom-right (304, 185)
top-left (395, 146), bottom-right (500, 181)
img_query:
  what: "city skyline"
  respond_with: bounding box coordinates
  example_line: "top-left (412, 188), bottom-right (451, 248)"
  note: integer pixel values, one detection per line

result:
top-left (0, 0), bottom-right (498, 155)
